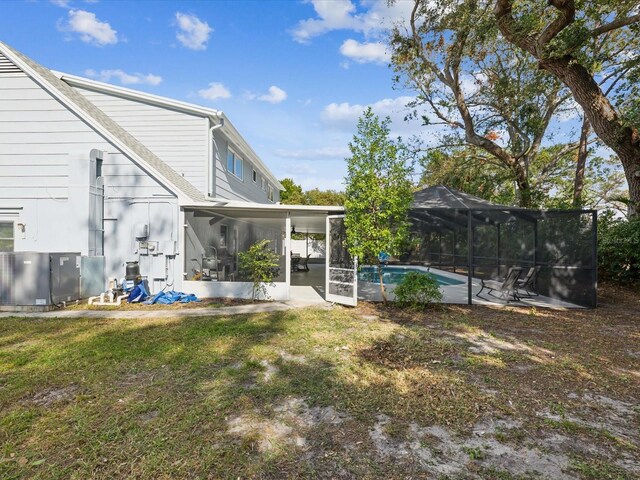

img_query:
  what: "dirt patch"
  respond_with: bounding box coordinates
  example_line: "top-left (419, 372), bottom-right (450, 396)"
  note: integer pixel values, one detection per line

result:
top-left (30, 385), bottom-right (78, 407)
top-left (279, 350), bottom-right (307, 364)
top-left (227, 397), bottom-right (350, 453)
top-left (259, 359), bottom-right (278, 383)
top-left (139, 410), bottom-right (160, 422)
top-left (273, 397), bottom-right (348, 427)
top-left (369, 414), bottom-right (575, 478)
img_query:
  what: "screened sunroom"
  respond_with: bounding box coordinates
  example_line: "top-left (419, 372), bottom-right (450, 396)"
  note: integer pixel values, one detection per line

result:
top-left (365, 186), bottom-right (598, 308)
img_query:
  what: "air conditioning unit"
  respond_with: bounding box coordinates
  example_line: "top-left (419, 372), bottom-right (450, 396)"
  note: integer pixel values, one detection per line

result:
top-left (0, 252), bottom-right (81, 310)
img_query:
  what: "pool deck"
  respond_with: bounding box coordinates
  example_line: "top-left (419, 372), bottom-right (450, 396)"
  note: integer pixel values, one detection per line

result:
top-left (358, 266), bottom-right (583, 309)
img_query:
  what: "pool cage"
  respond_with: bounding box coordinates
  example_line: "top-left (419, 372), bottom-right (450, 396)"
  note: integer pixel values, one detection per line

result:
top-left (401, 186), bottom-right (597, 308)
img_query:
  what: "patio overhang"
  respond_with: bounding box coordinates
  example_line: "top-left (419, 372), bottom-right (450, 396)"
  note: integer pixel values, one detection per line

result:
top-left (182, 201), bottom-right (345, 234)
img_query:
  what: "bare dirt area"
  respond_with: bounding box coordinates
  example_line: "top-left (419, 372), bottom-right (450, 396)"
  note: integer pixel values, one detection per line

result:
top-left (352, 283), bottom-right (640, 479)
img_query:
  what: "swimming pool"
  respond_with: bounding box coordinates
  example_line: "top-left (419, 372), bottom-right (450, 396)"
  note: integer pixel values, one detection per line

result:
top-left (358, 266), bottom-right (465, 286)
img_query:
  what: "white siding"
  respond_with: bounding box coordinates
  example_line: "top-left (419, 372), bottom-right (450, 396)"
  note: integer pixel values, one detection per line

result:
top-left (74, 86), bottom-right (209, 193)
top-left (213, 129), bottom-right (280, 203)
top-left (0, 74), bottom-right (169, 201)
top-left (0, 71), bottom-right (181, 292)
top-left (0, 74), bottom-right (101, 200)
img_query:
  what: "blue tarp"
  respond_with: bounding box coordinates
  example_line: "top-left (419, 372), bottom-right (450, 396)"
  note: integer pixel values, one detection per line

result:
top-left (144, 290), bottom-right (200, 305)
top-left (127, 282), bottom-right (149, 303)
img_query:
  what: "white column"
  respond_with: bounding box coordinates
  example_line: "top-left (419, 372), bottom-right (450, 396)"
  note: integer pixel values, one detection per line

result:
top-left (285, 213), bottom-right (291, 298)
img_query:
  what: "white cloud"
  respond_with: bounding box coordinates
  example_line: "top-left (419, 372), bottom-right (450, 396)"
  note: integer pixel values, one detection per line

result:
top-left (198, 82), bottom-right (231, 101)
top-left (84, 69), bottom-right (162, 86)
top-left (339, 39), bottom-right (390, 64)
top-left (259, 86), bottom-right (288, 104)
top-left (290, 0), bottom-right (412, 43)
top-left (291, 0), bottom-right (358, 43)
top-left (59, 9), bottom-right (118, 46)
top-left (50, 0), bottom-right (71, 7)
top-left (283, 163), bottom-right (318, 176)
top-left (321, 95), bottom-right (432, 137)
top-left (175, 12), bottom-right (212, 50)
top-left (322, 96), bottom-right (413, 124)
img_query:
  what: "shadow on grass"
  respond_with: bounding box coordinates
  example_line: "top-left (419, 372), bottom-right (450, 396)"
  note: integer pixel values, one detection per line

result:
top-left (1, 299), bottom-right (638, 479)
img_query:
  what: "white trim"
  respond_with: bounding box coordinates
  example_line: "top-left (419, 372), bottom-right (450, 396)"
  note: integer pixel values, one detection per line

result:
top-left (325, 214), bottom-right (358, 307)
top-left (183, 200), bottom-right (345, 214)
top-left (56, 71), bottom-right (223, 118)
top-left (285, 214), bottom-right (291, 289)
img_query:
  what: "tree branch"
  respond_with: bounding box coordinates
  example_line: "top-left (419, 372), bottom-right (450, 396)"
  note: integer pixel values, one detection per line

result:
top-left (592, 13), bottom-right (640, 37)
top-left (537, 0), bottom-right (576, 51)
top-left (494, 0), bottom-right (536, 55)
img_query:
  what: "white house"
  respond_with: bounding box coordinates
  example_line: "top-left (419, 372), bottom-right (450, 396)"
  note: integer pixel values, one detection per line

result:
top-left (0, 41), bottom-right (352, 304)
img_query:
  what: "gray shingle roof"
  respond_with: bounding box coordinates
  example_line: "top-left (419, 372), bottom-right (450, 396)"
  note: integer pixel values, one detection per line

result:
top-left (412, 185), bottom-right (521, 210)
top-left (0, 42), bottom-right (205, 202)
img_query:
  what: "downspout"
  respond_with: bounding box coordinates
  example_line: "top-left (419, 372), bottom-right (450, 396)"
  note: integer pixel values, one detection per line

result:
top-left (208, 117), bottom-right (225, 197)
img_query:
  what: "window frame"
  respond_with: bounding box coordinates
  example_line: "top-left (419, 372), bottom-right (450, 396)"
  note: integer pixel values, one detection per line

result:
top-left (226, 149), bottom-right (244, 181)
top-left (252, 169), bottom-right (257, 183)
top-left (0, 221), bottom-right (14, 252)
top-left (268, 185), bottom-right (274, 202)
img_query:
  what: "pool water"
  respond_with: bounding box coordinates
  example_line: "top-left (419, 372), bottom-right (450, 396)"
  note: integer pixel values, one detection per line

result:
top-left (358, 266), bottom-right (465, 286)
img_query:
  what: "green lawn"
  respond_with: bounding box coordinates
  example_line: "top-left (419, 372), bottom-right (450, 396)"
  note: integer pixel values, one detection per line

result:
top-left (1, 287), bottom-right (638, 479)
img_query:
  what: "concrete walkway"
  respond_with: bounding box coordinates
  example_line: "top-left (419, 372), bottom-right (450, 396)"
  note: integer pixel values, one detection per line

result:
top-left (0, 302), bottom-right (294, 320)
top-left (0, 284), bottom-right (334, 319)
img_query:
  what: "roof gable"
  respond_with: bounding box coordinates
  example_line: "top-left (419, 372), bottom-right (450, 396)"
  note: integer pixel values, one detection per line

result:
top-left (0, 42), bottom-right (205, 202)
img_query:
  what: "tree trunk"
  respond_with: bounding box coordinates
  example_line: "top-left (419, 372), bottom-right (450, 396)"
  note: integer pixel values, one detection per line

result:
top-left (540, 57), bottom-right (640, 217)
top-left (573, 116), bottom-right (590, 208)
top-left (513, 163), bottom-right (532, 208)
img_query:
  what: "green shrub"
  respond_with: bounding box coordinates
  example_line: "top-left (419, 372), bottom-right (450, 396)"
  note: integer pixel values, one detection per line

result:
top-left (238, 239), bottom-right (281, 301)
top-left (598, 217), bottom-right (640, 284)
top-left (393, 271), bottom-right (443, 309)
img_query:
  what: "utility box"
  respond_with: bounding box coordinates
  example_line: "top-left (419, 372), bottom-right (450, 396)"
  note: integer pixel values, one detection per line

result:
top-left (80, 256), bottom-right (105, 298)
top-left (0, 252), bottom-right (81, 310)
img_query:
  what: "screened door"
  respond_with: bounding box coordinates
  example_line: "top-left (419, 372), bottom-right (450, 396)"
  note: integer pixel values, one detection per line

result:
top-left (325, 215), bottom-right (357, 306)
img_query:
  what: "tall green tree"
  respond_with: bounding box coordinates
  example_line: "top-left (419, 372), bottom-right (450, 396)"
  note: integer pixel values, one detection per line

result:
top-left (279, 178), bottom-right (346, 206)
top-left (391, 0), bottom-right (574, 207)
top-left (419, 144), bottom-right (625, 209)
top-left (279, 178), bottom-right (306, 205)
top-left (344, 108), bottom-right (414, 303)
top-left (305, 188), bottom-right (345, 206)
top-left (494, 0), bottom-right (640, 216)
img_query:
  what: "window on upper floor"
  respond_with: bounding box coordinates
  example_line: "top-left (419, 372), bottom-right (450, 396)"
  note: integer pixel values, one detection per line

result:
top-left (261, 177), bottom-right (267, 191)
top-left (0, 222), bottom-right (14, 252)
top-left (252, 169), bottom-right (257, 183)
top-left (268, 185), bottom-right (274, 202)
top-left (226, 149), bottom-right (243, 180)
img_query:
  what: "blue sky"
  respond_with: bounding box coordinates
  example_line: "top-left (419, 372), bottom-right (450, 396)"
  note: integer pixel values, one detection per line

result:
top-left (2, 0), bottom-right (422, 191)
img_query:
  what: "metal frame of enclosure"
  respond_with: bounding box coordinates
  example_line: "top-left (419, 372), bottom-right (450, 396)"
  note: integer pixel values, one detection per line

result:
top-left (402, 187), bottom-right (598, 308)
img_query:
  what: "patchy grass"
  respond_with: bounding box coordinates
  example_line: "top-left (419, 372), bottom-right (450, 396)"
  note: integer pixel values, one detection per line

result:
top-left (0, 283), bottom-right (638, 479)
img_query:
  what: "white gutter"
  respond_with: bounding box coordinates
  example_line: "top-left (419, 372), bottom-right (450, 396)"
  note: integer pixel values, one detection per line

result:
top-left (208, 117), bottom-right (225, 197)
